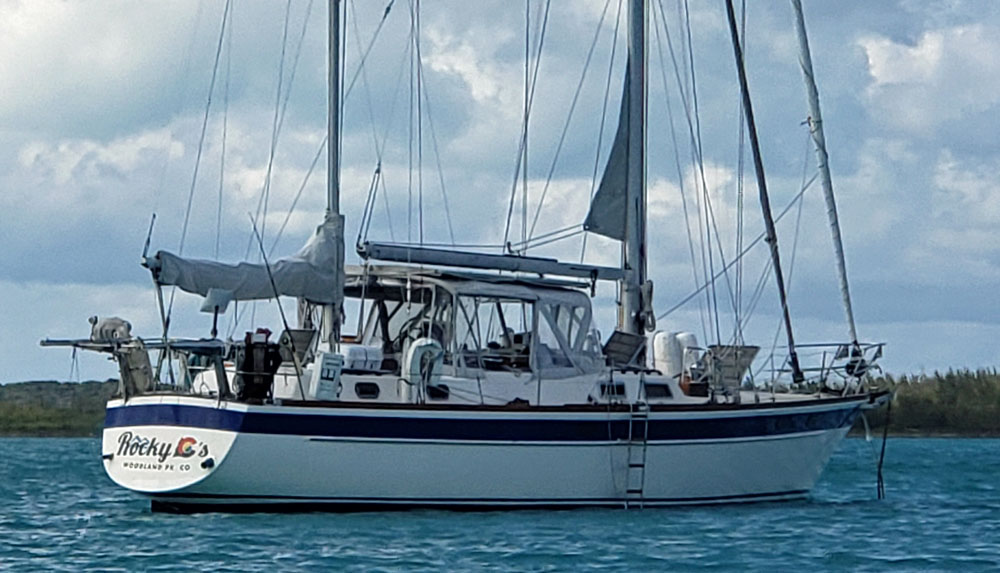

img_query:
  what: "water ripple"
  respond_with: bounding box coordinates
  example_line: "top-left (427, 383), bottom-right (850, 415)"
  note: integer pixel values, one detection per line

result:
top-left (1, 437), bottom-right (998, 571)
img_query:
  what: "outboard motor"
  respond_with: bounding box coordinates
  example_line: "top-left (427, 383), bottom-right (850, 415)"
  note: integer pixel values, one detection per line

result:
top-left (236, 329), bottom-right (282, 403)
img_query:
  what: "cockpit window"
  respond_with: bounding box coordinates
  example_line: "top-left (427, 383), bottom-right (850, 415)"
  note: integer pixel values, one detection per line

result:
top-left (359, 286), bottom-right (451, 371)
top-left (454, 296), bottom-right (532, 372)
top-left (535, 301), bottom-right (601, 377)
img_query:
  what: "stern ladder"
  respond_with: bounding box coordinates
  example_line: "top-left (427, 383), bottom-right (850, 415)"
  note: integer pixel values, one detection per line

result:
top-left (624, 400), bottom-right (650, 509)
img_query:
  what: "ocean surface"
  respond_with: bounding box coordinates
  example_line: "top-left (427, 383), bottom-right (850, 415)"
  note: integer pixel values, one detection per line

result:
top-left (1, 437), bottom-right (997, 572)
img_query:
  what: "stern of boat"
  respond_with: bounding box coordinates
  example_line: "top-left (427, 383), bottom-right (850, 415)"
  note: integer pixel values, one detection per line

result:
top-left (101, 397), bottom-right (238, 494)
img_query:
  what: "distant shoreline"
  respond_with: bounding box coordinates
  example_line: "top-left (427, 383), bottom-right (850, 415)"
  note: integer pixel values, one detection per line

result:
top-left (2, 368), bottom-right (998, 437)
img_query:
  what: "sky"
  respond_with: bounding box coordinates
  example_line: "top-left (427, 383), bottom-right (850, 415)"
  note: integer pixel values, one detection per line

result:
top-left (2, 0), bottom-right (999, 382)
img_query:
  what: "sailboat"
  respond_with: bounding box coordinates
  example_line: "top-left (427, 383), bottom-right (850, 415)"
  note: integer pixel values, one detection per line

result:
top-left (44, 0), bottom-right (888, 511)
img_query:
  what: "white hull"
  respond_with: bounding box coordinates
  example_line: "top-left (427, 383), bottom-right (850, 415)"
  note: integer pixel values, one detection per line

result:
top-left (102, 394), bottom-right (875, 511)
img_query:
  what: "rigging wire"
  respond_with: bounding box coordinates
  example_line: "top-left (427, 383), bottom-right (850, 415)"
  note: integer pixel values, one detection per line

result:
top-left (358, 164), bottom-right (384, 246)
top-left (416, 66), bottom-right (457, 245)
top-left (662, 0), bottom-right (742, 341)
top-left (734, 0), bottom-right (747, 344)
top-left (345, 0), bottom-right (398, 243)
top-left (260, 0), bottom-right (316, 242)
top-left (246, 0), bottom-right (296, 328)
top-left (581, 0), bottom-right (623, 263)
top-left (153, 0), bottom-right (208, 219)
top-left (416, 0), bottom-right (424, 244)
top-left (525, 0), bottom-right (615, 247)
top-left (682, 0), bottom-right (725, 346)
top-left (761, 131), bottom-right (812, 379)
top-left (168, 0), bottom-right (233, 319)
top-left (662, 0), bottom-right (745, 345)
top-left (215, 3), bottom-right (233, 260)
top-left (656, 0), bottom-right (715, 342)
top-left (702, 64), bottom-right (751, 345)
top-left (375, 46), bottom-right (416, 244)
top-left (741, 247), bottom-right (774, 329)
top-left (343, 0), bottom-right (396, 102)
top-left (522, 0), bottom-right (548, 249)
top-left (351, 0), bottom-right (386, 164)
top-left (651, 0), bottom-right (708, 341)
top-left (407, 0), bottom-right (415, 244)
top-left (522, 0), bottom-right (529, 249)
top-left (369, 37), bottom-right (416, 245)
top-left (679, 0), bottom-right (720, 344)
top-left (257, 0), bottom-right (295, 244)
top-left (347, 0), bottom-right (395, 247)
top-left (229, 3), bottom-right (312, 333)
top-left (511, 223), bottom-right (583, 251)
top-left (656, 171), bottom-right (818, 321)
top-left (501, 0), bottom-right (552, 251)
top-left (269, 135), bottom-right (328, 255)
top-left (69, 347), bottom-right (80, 384)
top-left (269, 0), bottom-right (396, 260)
top-left (520, 227), bottom-right (585, 251)
top-left (349, 2), bottom-right (392, 163)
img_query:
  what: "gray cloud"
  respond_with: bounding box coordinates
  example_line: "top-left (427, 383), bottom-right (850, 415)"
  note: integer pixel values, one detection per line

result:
top-left (4, 0), bottom-right (1000, 381)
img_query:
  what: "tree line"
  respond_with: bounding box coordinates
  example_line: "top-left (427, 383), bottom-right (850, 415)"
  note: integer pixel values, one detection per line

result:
top-left (863, 368), bottom-right (1000, 436)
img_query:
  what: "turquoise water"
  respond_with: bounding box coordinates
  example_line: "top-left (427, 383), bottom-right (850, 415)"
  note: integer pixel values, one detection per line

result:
top-left (1, 438), bottom-right (997, 571)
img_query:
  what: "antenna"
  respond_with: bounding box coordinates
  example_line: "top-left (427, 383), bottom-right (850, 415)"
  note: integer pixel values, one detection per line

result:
top-left (141, 213), bottom-right (157, 261)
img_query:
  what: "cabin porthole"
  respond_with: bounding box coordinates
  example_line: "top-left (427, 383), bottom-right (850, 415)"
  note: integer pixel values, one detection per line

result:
top-left (355, 382), bottom-right (380, 400)
top-left (427, 384), bottom-right (450, 400)
top-left (645, 383), bottom-right (672, 399)
top-left (600, 382), bottom-right (626, 398)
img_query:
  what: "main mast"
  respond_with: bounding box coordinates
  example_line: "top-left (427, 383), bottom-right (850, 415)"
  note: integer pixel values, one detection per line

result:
top-left (620, 0), bottom-right (648, 336)
top-left (723, 0), bottom-right (804, 383)
top-left (790, 0), bottom-right (858, 346)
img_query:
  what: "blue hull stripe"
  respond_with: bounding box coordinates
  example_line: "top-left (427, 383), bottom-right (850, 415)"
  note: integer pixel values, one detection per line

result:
top-left (105, 403), bottom-right (860, 442)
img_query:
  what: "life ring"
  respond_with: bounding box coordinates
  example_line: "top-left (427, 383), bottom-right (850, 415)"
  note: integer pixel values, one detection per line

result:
top-left (403, 337), bottom-right (444, 402)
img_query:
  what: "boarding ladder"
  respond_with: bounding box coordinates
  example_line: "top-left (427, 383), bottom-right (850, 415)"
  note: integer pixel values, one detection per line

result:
top-left (624, 401), bottom-right (650, 509)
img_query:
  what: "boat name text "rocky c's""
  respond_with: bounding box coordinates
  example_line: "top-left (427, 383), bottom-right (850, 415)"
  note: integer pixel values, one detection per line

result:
top-left (116, 431), bottom-right (210, 463)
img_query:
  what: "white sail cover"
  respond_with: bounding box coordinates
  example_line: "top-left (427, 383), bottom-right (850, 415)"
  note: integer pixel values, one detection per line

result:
top-left (583, 70), bottom-right (630, 241)
top-left (150, 215), bottom-right (345, 304)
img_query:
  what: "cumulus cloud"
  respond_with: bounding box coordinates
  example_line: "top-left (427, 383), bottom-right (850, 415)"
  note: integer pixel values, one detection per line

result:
top-left (424, 29), bottom-right (505, 105)
top-left (933, 150), bottom-right (1000, 223)
top-left (859, 24), bottom-right (1000, 134)
top-left (17, 129), bottom-right (184, 186)
top-left (6, 0), bottom-right (1000, 380)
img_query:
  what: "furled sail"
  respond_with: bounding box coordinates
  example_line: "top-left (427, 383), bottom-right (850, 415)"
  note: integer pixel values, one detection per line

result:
top-left (148, 215), bottom-right (345, 304)
top-left (583, 68), bottom-right (630, 241)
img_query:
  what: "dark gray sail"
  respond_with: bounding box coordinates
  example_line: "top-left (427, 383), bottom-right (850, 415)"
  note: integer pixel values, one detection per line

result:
top-left (583, 70), bottom-right (630, 242)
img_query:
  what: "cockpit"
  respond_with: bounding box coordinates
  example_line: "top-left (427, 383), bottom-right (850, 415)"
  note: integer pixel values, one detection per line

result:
top-left (341, 267), bottom-right (604, 379)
